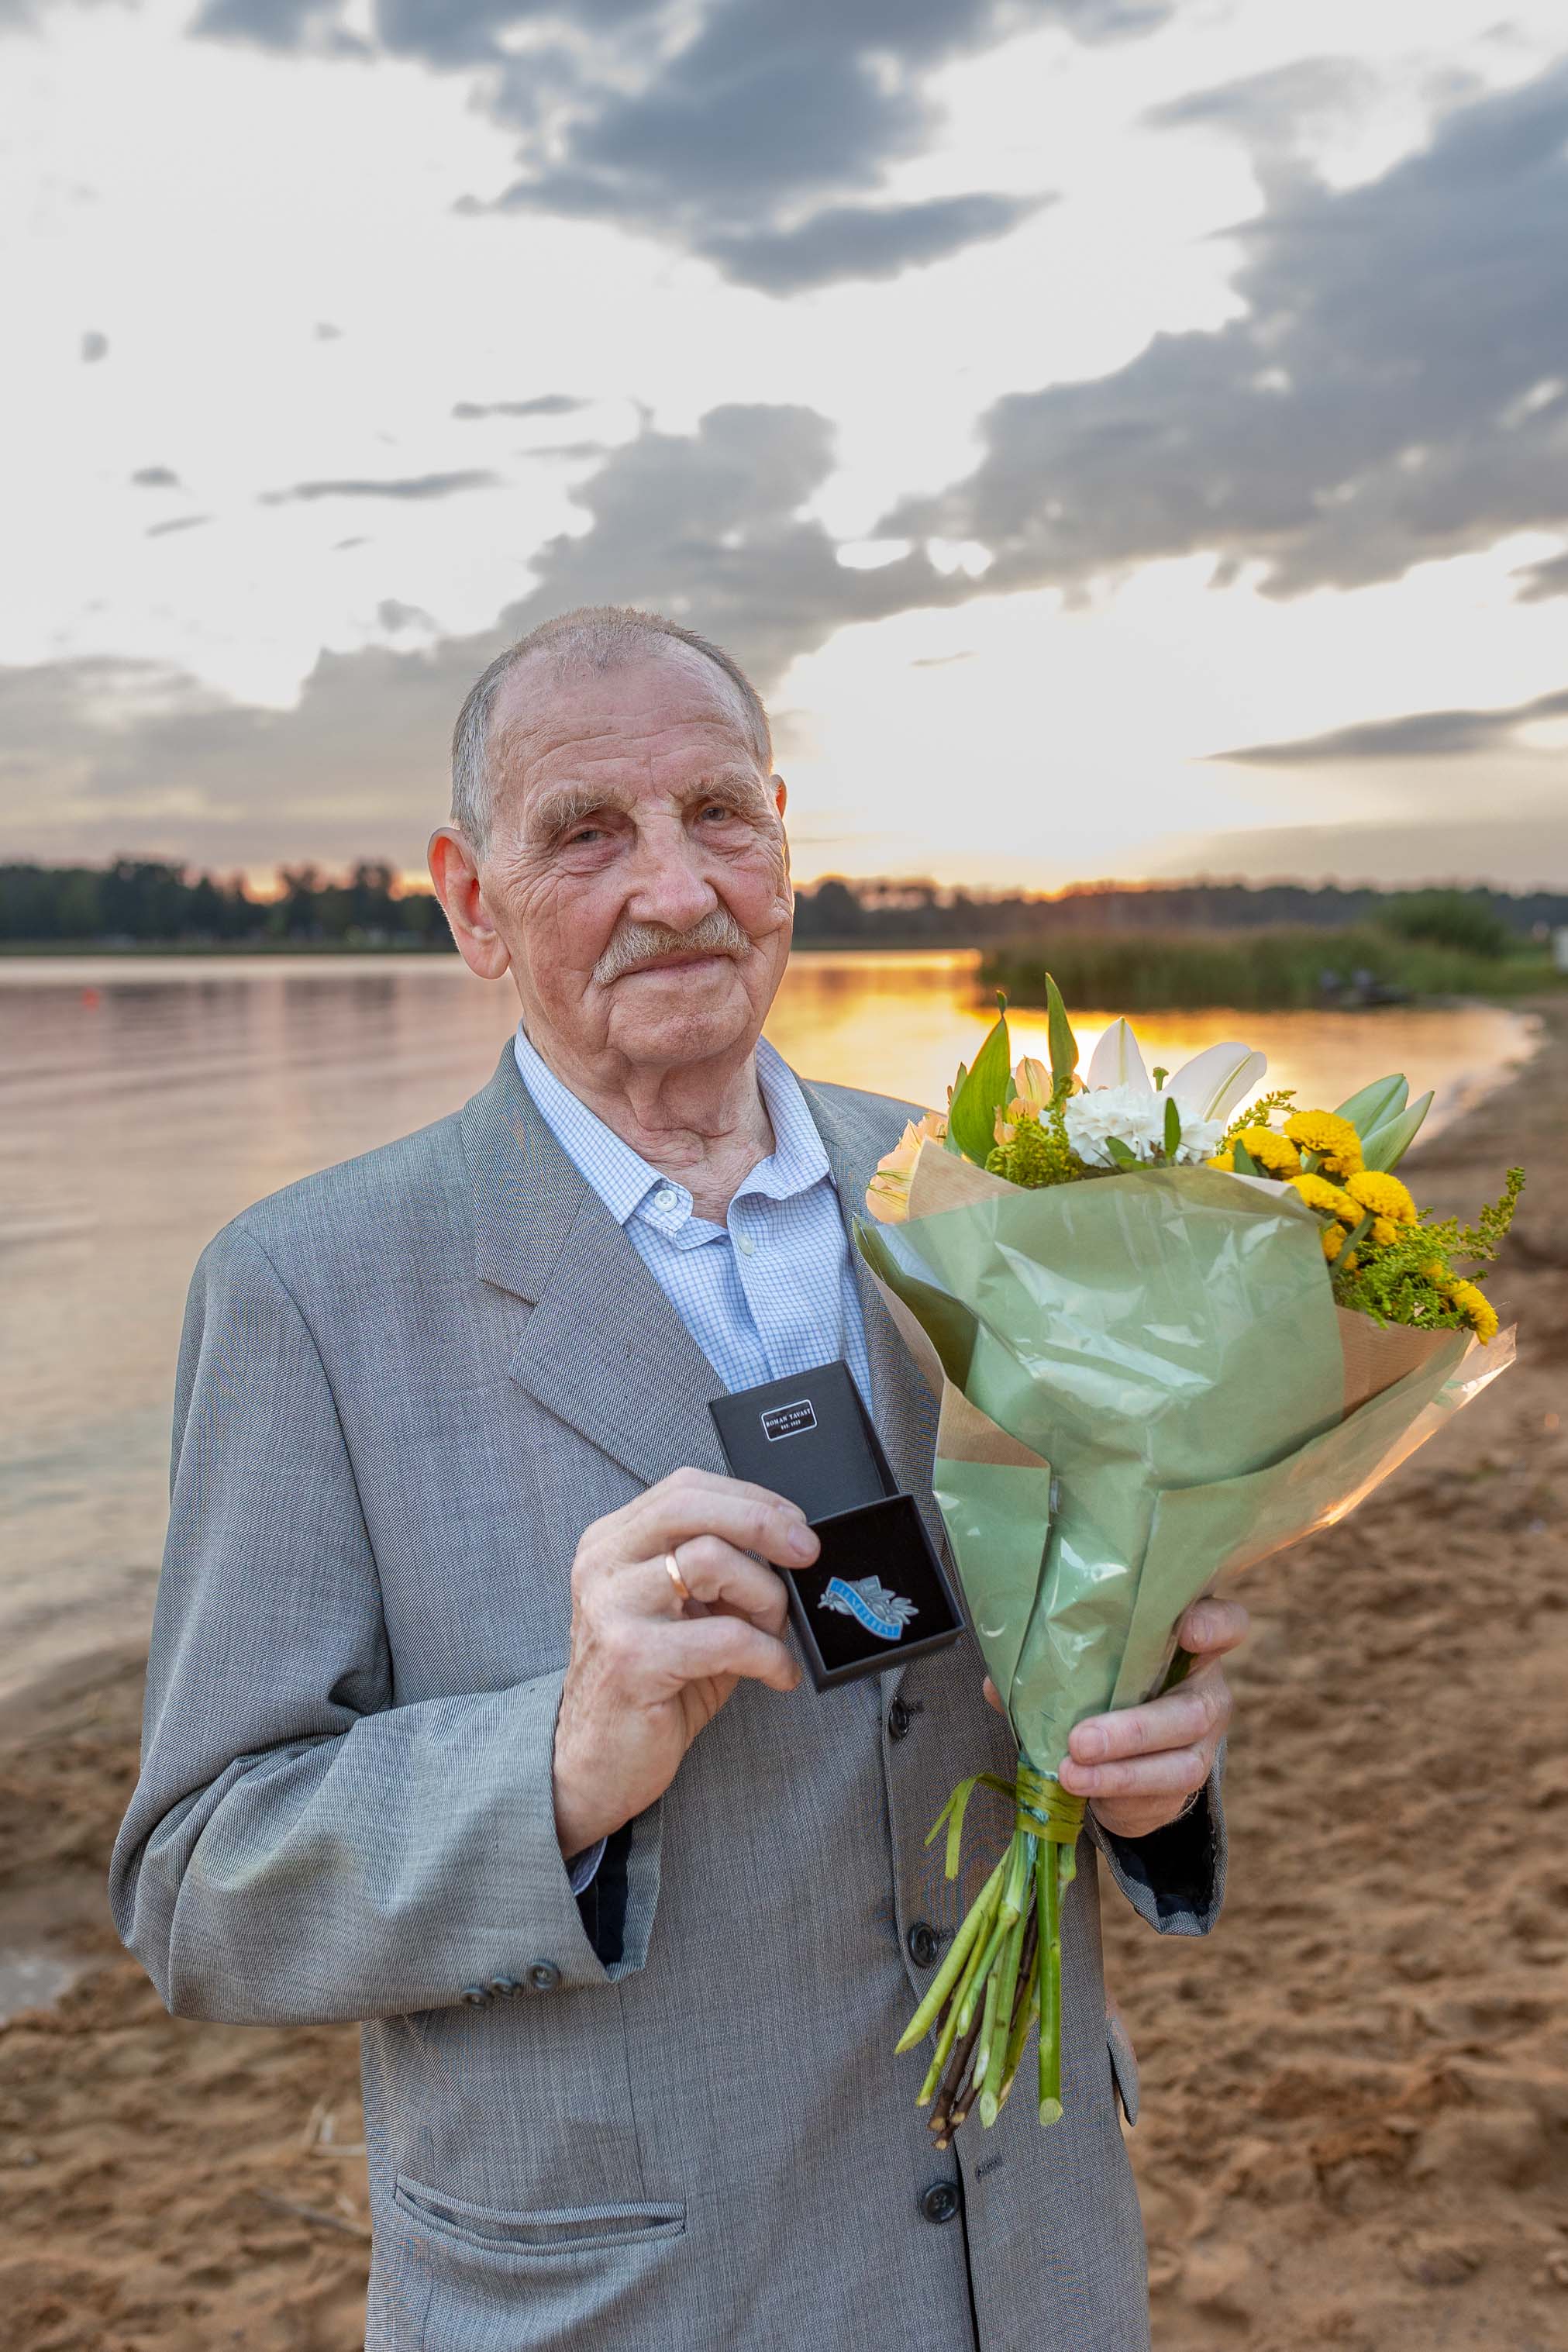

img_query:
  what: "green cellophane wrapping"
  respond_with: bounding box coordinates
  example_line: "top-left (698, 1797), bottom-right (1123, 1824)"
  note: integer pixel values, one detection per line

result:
top-left (858, 1149), bottom-right (1514, 2134)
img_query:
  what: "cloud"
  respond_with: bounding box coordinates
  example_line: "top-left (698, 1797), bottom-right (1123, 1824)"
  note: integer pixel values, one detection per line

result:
top-left (1142, 54), bottom-right (1383, 189)
top-left (195, 0), bottom-right (1158, 288)
top-left (693, 191), bottom-right (1054, 295)
top-left (470, 401), bottom-right (971, 691)
top-left (131, 465), bottom-right (181, 488)
top-left (377, 596), bottom-right (436, 631)
top-left (146, 516), bottom-right (212, 537)
top-left (1147, 813), bottom-right (1568, 892)
top-left (0, 402), bottom-right (975, 869)
top-left (452, 394), bottom-right (591, 419)
top-left (1512, 547), bottom-right (1568, 601)
top-left (80, 330), bottom-right (108, 362)
top-left (884, 61), bottom-right (1568, 600)
top-left (1210, 685), bottom-right (1568, 767)
top-left (258, 469), bottom-right (501, 502)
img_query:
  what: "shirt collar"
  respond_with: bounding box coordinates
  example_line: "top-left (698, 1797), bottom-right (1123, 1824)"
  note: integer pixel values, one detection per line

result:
top-left (512, 1023), bottom-right (831, 1230)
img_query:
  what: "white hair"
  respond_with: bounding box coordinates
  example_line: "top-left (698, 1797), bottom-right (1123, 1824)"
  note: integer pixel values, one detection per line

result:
top-left (449, 604), bottom-right (773, 850)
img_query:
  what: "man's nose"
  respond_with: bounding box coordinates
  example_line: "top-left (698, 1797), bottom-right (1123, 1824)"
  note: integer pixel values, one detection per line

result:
top-left (623, 820), bottom-right (721, 933)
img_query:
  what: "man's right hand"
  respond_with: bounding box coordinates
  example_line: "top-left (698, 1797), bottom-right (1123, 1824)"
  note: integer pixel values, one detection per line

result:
top-left (551, 1466), bottom-right (818, 1859)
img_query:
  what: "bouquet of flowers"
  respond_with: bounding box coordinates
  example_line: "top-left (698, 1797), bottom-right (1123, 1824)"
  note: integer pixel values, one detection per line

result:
top-left (857, 984), bottom-right (1521, 2143)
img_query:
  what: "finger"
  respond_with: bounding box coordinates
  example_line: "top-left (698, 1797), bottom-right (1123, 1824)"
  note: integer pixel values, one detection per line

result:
top-left (1059, 1746), bottom-right (1210, 1802)
top-left (655, 1611), bottom-right (801, 1695)
top-left (639, 1538), bottom-right (790, 1635)
top-left (1177, 1597), bottom-right (1250, 1657)
top-left (981, 1676), bottom-right (1004, 1716)
top-left (628, 1478), bottom-right (819, 1571)
top-left (1068, 1671), bottom-right (1230, 1764)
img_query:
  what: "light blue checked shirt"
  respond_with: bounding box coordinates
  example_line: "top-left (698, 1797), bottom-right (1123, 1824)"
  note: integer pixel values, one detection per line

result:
top-left (512, 1023), bottom-right (873, 1406)
top-left (514, 1023), bottom-right (874, 1895)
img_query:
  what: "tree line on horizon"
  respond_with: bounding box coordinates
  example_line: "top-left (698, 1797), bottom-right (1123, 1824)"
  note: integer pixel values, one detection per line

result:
top-left (2, 856), bottom-right (1564, 953)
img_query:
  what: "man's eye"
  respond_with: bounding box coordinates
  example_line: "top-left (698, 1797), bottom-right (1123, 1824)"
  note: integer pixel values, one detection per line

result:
top-left (700, 802), bottom-right (739, 823)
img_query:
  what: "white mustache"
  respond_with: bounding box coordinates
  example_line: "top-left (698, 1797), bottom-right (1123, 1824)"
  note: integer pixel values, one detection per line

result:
top-left (592, 909), bottom-right (754, 985)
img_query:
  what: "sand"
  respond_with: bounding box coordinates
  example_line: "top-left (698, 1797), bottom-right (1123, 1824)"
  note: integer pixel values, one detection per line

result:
top-left (2, 1002), bottom-right (1564, 2351)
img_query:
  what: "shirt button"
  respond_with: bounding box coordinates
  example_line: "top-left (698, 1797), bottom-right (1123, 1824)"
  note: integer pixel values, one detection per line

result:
top-left (920, 2181), bottom-right (961, 2226)
top-left (908, 1921), bottom-right (943, 1969)
top-left (526, 1960), bottom-right (562, 1992)
top-left (654, 1188), bottom-right (677, 1212)
top-left (887, 1698), bottom-right (912, 1741)
top-left (461, 1984), bottom-right (490, 2006)
top-left (736, 1232), bottom-right (755, 1256)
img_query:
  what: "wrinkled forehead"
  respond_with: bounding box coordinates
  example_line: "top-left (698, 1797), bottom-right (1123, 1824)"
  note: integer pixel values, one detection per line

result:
top-left (490, 643), bottom-right (764, 809)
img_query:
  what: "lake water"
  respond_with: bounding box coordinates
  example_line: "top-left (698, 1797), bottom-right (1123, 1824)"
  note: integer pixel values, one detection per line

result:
top-left (0, 950), bottom-right (1538, 1708)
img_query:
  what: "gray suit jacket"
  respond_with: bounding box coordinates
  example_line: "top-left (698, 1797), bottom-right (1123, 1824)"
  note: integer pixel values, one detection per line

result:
top-left (112, 1040), bottom-right (1225, 2352)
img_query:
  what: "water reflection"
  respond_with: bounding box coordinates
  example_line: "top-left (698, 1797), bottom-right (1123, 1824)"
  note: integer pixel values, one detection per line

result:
top-left (0, 950), bottom-right (1537, 1703)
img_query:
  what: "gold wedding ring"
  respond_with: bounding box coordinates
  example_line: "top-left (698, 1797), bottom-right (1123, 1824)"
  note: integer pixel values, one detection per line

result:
top-left (664, 1549), bottom-right (694, 1605)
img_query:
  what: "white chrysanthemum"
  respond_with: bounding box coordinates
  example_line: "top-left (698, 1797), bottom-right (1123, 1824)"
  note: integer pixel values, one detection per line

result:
top-left (1170, 1116), bottom-right (1225, 1164)
top-left (1063, 1084), bottom-right (1165, 1166)
top-left (1063, 1089), bottom-right (1225, 1168)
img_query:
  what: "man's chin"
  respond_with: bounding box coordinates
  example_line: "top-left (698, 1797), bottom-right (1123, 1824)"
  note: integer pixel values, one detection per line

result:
top-left (604, 962), bottom-right (760, 1061)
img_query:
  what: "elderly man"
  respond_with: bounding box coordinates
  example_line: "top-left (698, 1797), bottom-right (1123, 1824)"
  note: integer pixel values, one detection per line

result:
top-left (112, 605), bottom-right (1245, 2352)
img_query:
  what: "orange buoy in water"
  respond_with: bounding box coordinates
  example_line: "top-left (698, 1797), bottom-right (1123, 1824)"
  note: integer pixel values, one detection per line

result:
top-left (81, 988), bottom-right (102, 1008)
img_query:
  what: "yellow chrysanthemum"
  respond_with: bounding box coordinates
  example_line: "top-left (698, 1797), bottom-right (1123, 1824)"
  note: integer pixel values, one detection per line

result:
top-left (1345, 1169), bottom-right (1417, 1225)
top-left (1284, 1109), bottom-right (1364, 1176)
top-left (1235, 1126), bottom-right (1302, 1177)
top-left (1446, 1278), bottom-right (1499, 1343)
top-left (1321, 1223), bottom-right (1343, 1260)
top-left (1205, 1147), bottom-right (1235, 1171)
top-left (1289, 1171), bottom-right (1360, 1222)
top-left (1370, 1216), bottom-right (1401, 1248)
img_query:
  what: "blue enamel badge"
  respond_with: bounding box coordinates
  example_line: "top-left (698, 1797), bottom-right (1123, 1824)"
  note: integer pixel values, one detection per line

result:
top-left (818, 1574), bottom-right (919, 1643)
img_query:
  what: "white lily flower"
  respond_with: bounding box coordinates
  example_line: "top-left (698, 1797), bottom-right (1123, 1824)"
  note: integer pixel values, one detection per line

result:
top-left (1166, 1040), bottom-right (1268, 1123)
top-left (1084, 1019), bottom-right (1266, 1124)
top-left (1084, 1018), bottom-right (1149, 1094)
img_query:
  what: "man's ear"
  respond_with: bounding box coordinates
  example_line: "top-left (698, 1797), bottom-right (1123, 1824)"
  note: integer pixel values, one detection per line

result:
top-left (771, 773), bottom-right (787, 818)
top-left (428, 827), bottom-right (511, 981)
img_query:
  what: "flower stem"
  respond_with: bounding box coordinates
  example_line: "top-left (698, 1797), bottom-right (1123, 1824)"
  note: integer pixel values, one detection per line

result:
top-left (896, 1852), bottom-right (1005, 2056)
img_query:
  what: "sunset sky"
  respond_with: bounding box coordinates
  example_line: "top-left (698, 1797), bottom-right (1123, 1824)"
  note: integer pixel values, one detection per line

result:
top-left (4, 0), bottom-right (1567, 891)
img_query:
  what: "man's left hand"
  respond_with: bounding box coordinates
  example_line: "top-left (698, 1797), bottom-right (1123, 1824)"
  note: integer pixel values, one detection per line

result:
top-left (982, 1598), bottom-right (1249, 1841)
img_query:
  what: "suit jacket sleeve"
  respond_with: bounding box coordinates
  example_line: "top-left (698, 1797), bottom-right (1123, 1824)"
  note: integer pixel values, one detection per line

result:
top-left (1086, 1743), bottom-right (1228, 1936)
top-left (109, 1221), bottom-right (660, 2025)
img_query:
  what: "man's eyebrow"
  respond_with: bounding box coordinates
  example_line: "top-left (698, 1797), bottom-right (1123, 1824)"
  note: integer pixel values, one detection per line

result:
top-left (527, 783), bottom-right (622, 837)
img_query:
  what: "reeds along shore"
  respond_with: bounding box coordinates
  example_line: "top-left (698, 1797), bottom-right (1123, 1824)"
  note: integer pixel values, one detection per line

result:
top-left (0, 1002), bottom-right (1563, 2351)
top-left (984, 926), bottom-right (1559, 1013)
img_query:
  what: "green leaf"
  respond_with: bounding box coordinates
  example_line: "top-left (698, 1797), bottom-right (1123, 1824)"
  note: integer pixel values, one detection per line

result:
top-left (1045, 974), bottom-right (1078, 1094)
top-left (943, 1060), bottom-right (968, 1151)
top-left (1360, 1089), bottom-right (1434, 1172)
top-left (1232, 1138), bottom-right (1261, 1176)
top-left (947, 1011), bottom-right (1013, 1166)
top-left (1335, 1073), bottom-right (1408, 1141)
top-left (1104, 1135), bottom-right (1139, 1169)
top-left (1163, 1095), bottom-right (1182, 1160)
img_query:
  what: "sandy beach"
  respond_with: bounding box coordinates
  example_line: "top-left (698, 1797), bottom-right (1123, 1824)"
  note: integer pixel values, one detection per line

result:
top-left (2, 1002), bottom-right (1563, 2352)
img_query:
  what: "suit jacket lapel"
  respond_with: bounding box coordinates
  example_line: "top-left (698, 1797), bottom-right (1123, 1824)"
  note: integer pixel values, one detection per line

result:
top-left (464, 1043), bottom-right (729, 1490)
top-left (797, 1077), bottom-right (955, 1709)
top-left (798, 1075), bottom-right (941, 1523)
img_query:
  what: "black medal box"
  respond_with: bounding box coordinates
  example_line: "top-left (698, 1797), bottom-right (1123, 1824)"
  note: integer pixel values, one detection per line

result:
top-left (708, 1359), bottom-right (966, 1691)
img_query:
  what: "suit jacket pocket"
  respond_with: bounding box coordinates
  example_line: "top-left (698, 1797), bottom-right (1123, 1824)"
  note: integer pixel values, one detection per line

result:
top-left (394, 2174), bottom-right (685, 2259)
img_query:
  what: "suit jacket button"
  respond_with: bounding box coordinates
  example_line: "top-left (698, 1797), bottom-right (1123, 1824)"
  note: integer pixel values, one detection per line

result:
top-left (908, 1921), bottom-right (942, 1969)
top-left (527, 1960), bottom-right (561, 1992)
top-left (921, 2181), bottom-right (960, 2226)
top-left (887, 1698), bottom-right (912, 1741)
top-left (461, 1984), bottom-right (490, 2006)
top-left (489, 1977), bottom-right (521, 1999)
